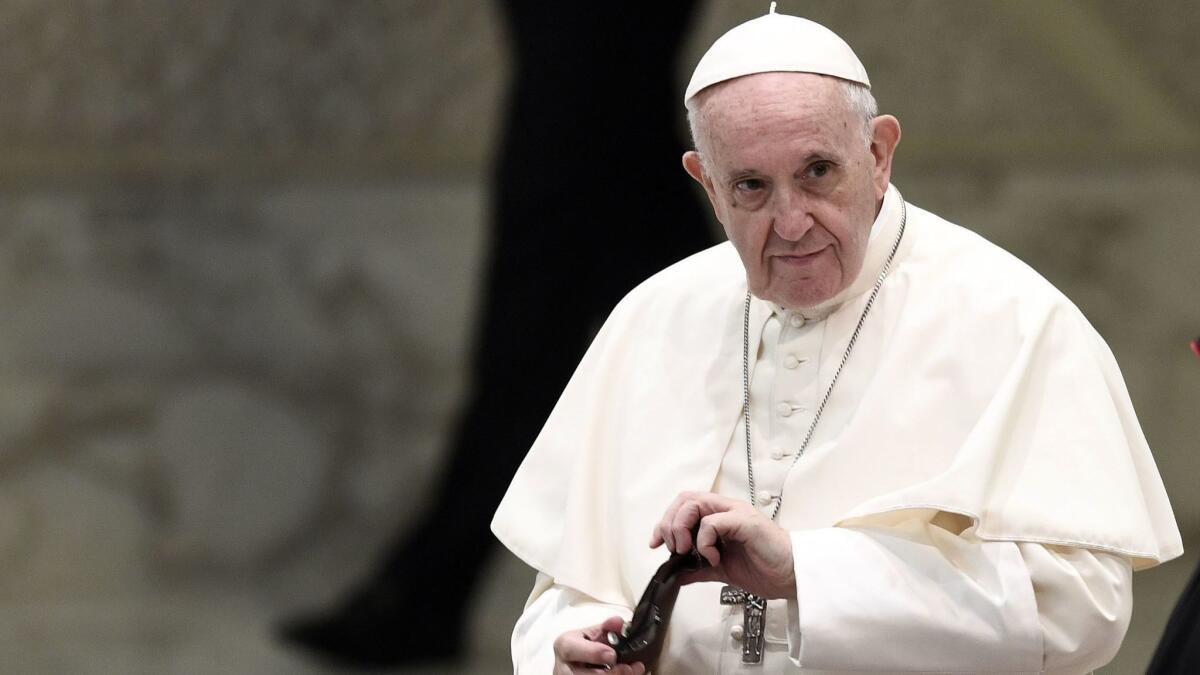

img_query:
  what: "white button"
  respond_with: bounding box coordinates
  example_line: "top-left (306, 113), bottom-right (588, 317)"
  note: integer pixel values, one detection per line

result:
top-left (776, 402), bottom-right (793, 417)
top-left (771, 447), bottom-right (786, 460)
top-left (730, 624), bottom-right (744, 641)
top-left (789, 314), bottom-right (805, 328)
top-left (783, 355), bottom-right (801, 369)
top-left (756, 490), bottom-right (774, 505)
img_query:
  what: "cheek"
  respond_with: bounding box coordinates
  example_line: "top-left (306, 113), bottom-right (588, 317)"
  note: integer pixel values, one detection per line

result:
top-left (722, 224), bottom-right (754, 261)
top-left (817, 195), bottom-right (872, 245)
top-left (727, 216), bottom-right (771, 252)
top-left (835, 222), bottom-right (873, 279)
top-left (722, 219), bottom-right (771, 273)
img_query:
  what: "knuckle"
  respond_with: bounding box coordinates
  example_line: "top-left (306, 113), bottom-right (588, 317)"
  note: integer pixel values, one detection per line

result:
top-left (552, 631), bottom-right (574, 656)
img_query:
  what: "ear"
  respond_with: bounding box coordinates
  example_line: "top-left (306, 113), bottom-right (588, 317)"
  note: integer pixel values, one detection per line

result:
top-left (682, 150), bottom-right (723, 221)
top-left (867, 115), bottom-right (901, 200)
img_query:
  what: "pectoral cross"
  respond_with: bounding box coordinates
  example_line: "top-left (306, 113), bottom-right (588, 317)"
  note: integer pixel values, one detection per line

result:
top-left (720, 585), bottom-right (765, 664)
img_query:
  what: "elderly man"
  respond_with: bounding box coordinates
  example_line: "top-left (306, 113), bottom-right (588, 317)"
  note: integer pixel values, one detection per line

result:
top-left (492, 9), bottom-right (1181, 674)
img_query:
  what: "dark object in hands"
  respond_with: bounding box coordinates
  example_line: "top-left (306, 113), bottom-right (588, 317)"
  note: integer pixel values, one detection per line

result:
top-left (606, 541), bottom-right (710, 669)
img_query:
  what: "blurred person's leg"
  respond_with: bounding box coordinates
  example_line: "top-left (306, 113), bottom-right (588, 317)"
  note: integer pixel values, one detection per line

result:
top-left (278, 243), bottom-right (602, 664)
top-left (278, 0), bottom-right (709, 667)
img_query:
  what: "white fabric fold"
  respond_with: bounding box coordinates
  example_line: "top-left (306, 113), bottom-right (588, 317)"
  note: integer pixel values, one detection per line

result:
top-left (788, 524), bottom-right (1044, 671)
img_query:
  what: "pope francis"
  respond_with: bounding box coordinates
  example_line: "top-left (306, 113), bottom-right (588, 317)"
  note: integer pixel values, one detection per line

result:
top-left (490, 8), bottom-right (1182, 675)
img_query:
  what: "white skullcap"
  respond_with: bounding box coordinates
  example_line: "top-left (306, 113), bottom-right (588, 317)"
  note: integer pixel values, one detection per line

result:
top-left (684, 5), bottom-right (870, 105)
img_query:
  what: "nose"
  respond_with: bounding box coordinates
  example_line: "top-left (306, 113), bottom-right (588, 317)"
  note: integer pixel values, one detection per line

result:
top-left (771, 188), bottom-right (815, 242)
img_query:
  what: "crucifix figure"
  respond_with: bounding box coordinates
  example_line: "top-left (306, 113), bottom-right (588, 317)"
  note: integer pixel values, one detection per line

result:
top-left (720, 585), bottom-right (765, 664)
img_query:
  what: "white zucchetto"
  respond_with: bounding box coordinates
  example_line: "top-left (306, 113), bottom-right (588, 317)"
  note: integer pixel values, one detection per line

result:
top-left (684, 6), bottom-right (871, 105)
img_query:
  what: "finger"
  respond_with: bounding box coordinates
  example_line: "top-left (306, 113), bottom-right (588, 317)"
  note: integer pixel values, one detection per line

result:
top-left (652, 491), bottom-right (693, 551)
top-left (670, 492), bottom-right (748, 553)
top-left (649, 495), bottom-right (677, 549)
top-left (697, 512), bottom-right (745, 566)
top-left (576, 616), bottom-right (628, 664)
top-left (649, 507), bottom-right (665, 548)
top-left (632, 662), bottom-right (647, 675)
top-left (598, 615), bottom-right (628, 633)
top-left (690, 491), bottom-right (743, 513)
top-left (555, 632), bottom-right (617, 668)
top-left (557, 664), bottom-right (603, 675)
top-left (583, 615), bottom-right (626, 644)
top-left (669, 499), bottom-right (704, 553)
top-left (565, 666), bottom-right (615, 675)
top-left (580, 618), bottom-right (619, 643)
top-left (568, 658), bottom-right (623, 673)
top-left (649, 526), bottom-right (663, 548)
top-left (656, 491), bottom-right (743, 552)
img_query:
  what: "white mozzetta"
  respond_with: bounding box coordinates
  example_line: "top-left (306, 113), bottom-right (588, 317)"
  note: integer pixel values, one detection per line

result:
top-left (493, 184), bottom-right (1180, 672)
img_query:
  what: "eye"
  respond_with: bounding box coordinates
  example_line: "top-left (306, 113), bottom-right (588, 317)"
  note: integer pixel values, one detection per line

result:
top-left (734, 177), bottom-right (765, 192)
top-left (806, 161), bottom-right (833, 179)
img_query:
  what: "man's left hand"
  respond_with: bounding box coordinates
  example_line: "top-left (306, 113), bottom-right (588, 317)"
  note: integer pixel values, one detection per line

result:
top-left (649, 491), bottom-right (796, 600)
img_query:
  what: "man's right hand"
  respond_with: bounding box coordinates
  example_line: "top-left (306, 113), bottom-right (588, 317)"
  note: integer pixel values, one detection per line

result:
top-left (552, 616), bottom-right (647, 674)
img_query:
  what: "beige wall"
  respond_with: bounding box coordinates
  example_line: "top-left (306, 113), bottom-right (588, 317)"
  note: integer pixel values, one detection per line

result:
top-left (0, 1), bottom-right (1194, 672)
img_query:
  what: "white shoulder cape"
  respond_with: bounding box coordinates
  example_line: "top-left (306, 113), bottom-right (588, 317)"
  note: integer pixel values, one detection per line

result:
top-left (492, 189), bottom-right (1182, 608)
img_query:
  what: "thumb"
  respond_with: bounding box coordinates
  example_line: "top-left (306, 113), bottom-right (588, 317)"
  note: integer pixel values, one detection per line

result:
top-left (599, 615), bottom-right (627, 633)
top-left (584, 615), bottom-right (630, 643)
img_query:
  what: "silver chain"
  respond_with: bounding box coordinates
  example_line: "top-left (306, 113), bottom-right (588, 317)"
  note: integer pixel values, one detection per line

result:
top-left (743, 197), bottom-right (907, 520)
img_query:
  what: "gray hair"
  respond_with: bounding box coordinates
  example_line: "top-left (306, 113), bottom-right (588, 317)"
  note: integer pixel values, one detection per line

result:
top-left (686, 78), bottom-right (878, 160)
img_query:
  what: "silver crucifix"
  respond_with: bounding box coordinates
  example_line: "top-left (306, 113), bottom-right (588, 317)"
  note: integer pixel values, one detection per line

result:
top-left (720, 585), bottom-right (765, 664)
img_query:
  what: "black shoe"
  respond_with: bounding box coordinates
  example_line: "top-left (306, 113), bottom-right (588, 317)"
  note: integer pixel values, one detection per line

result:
top-left (277, 583), bottom-right (464, 669)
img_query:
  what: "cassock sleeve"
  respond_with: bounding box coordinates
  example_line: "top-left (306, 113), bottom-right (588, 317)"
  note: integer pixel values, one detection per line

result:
top-left (787, 519), bottom-right (1132, 673)
top-left (511, 572), bottom-right (632, 674)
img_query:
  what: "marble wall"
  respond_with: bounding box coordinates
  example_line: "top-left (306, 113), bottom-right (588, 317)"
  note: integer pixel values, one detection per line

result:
top-left (0, 1), bottom-right (1195, 673)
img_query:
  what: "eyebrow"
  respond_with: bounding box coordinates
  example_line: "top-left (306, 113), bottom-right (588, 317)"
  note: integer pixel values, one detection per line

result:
top-left (723, 152), bottom-right (843, 182)
top-left (723, 168), bottom-right (764, 182)
top-left (800, 151), bottom-right (843, 165)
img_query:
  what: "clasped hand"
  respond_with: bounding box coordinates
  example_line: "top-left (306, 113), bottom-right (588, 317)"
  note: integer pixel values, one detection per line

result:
top-left (552, 491), bottom-right (795, 673)
top-left (649, 490), bottom-right (796, 601)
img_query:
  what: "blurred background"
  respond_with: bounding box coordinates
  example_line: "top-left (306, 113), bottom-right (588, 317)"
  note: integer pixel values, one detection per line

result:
top-left (0, 1), bottom-right (1196, 673)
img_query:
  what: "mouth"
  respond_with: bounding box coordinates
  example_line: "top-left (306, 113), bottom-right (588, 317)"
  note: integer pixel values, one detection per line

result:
top-left (773, 247), bottom-right (828, 265)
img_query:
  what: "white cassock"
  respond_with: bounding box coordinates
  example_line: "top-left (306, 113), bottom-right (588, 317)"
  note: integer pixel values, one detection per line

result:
top-left (492, 185), bottom-right (1182, 674)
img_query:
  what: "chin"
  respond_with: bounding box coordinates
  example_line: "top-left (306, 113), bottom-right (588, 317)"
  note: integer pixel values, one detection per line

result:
top-left (783, 294), bottom-right (833, 310)
top-left (763, 280), bottom-right (839, 309)
top-left (759, 259), bottom-right (847, 309)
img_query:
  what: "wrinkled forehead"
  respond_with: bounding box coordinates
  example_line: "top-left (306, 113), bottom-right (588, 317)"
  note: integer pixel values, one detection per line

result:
top-left (693, 72), bottom-right (850, 141)
top-left (696, 72), bottom-right (842, 113)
